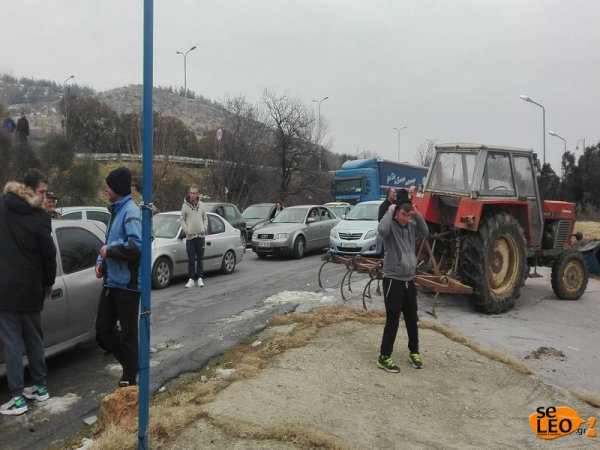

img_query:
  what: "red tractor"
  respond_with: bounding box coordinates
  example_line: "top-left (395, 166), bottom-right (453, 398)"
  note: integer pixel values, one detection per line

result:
top-left (413, 143), bottom-right (589, 314)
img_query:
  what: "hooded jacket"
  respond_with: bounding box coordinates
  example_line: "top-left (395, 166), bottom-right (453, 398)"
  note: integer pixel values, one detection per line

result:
top-left (0, 182), bottom-right (57, 312)
top-left (377, 208), bottom-right (428, 281)
top-left (180, 196), bottom-right (208, 239)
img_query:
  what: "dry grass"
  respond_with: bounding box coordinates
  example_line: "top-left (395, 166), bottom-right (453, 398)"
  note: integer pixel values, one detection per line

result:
top-left (78, 303), bottom-right (598, 449)
top-left (575, 220), bottom-right (600, 241)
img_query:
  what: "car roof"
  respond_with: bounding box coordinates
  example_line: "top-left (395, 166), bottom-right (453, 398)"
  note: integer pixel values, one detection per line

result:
top-left (357, 200), bottom-right (384, 205)
top-left (60, 206), bottom-right (110, 212)
top-left (246, 203), bottom-right (276, 207)
top-left (285, 205), bottom-right (323, 209)
top-left (157, 211), bottom-right (220, 217)
top-left (324, 202), bottom-right (351, 206)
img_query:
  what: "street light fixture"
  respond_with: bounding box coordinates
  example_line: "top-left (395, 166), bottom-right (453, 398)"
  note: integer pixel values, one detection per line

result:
top-left (393, 126), bottom-right (407, 163)
top-left (176, 45), bottom-right (197, 119)
top-left (520, 95), bottom-right (546, 166)
top-left (576, 138), bottom-right (586, 153)
top-left (548, 130), bottom-right (567, 155)
top-left (312, 96), bottom-right (329, 171)
top-left (63, 74), bottom-right (74, 136)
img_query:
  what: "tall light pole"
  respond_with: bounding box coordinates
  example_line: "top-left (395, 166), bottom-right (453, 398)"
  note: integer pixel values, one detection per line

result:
top-left (548, 130), bottom-right (566, 154)
top-left (520, 95), bottom-right (546, 166)
top-left (312, 96), bottom-right (329, 171)
top-left (393, 126), bottom-right (407, 162)
top-left (176, 45), bottom-right (196, 119)
top-left (576, 138), bottom-right (586, 153)
top-left (63, 74), bottom-right (74, 136)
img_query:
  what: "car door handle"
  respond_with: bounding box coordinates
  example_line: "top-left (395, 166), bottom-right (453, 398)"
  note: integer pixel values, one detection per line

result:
top-left (51, 288), bottom-right (63, 300)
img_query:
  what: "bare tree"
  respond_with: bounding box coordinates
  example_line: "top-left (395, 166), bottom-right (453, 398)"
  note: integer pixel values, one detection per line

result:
top-left (416, 140), bottom-right (435, 167)
top-left (204, 96), bottom-right (270, 205)
top-left (262, 89), bottom-right (316, 200)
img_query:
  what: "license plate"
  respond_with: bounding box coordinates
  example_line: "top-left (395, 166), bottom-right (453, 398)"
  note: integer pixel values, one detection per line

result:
top-left (258, 241), bottom-right (271, 247)
top-left (341, 242), bottom-right (357, 248)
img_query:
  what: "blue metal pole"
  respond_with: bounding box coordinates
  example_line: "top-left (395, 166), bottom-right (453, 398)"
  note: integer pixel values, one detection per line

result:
top-left (138, 0), bottom-right (153, 448)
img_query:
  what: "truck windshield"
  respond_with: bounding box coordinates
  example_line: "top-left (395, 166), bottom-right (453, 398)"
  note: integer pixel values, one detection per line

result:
top-left (333, 178), bottom-right (363, 195)
top-left (428, 151), bottom-right (477, 193)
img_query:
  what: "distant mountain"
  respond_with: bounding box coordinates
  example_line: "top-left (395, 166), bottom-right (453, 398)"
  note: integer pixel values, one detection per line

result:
top-left (0, 73), bottom-right (226, 138)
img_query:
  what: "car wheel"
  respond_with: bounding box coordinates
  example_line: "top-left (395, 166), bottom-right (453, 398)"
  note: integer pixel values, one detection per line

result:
top-left (152, 257), bottom-right (172, 289)
top-left (293, 236), bottom-right (305, 259)
top-left (221, 250), bottom-right (236, 274)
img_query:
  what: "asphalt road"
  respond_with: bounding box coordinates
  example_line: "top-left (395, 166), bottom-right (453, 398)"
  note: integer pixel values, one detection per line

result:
top-left (0, 250), bottom-right (326, 450)
top-left (1, 251), bottom-right (598, 449)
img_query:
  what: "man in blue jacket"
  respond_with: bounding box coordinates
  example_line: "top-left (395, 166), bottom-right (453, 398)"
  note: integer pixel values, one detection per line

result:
top-left (95, 167), bottom-right (142, 387)
top-left (376, 189), bottom-right (428, 373)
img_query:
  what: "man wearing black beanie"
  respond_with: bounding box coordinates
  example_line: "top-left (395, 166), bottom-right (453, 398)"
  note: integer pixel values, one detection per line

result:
top-left (95, 166), bottom-right (142, 387)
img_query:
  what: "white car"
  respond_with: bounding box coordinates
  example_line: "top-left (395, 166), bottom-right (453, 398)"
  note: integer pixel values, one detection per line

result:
top-left (59, 206), bottom-right (111, 226)
top-left (329, 200), bottom-right (384, 257)
top-left (1, 220), bottom-right (106, 376)
top-left (151, 211), bottom-right (245, 289)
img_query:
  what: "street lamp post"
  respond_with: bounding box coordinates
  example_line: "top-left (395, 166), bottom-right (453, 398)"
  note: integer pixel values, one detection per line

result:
top-left (176, 45), bottom-right (196, 119)
top-left (63, 74), bottom-right (74, 136)
top-left (520, 95), bottom-right (546, 166)
top-left (312, 96), bottom-right (329, 171)
top-left (393, 126), bottom-right (407, 162)
top-left (548, 130), bottom-right (566, 154)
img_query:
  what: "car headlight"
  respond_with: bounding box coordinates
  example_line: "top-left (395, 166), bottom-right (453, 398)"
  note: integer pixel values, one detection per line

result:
top-left (275, 233), bottom-right (289, 240)
top-left (364, 230), bottom-right (378, 240)
top-left (330, 229), bottom-right (339, 239)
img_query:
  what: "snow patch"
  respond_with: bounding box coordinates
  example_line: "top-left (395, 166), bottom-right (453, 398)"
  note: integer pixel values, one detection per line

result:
top-left (264, 290), bottom-right (339, 312)
top-left (37, 393), bottom-right (80, 414)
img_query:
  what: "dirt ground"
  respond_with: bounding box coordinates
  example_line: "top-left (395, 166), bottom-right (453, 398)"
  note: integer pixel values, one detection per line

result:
top-left (169, 319), bottom-right (598, 449)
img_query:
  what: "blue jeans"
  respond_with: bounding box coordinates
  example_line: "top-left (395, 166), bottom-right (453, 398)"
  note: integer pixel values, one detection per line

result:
top-left (186, 237), bottom-right (205, 279)
top-left (0, 311), bottom-right (47, 398)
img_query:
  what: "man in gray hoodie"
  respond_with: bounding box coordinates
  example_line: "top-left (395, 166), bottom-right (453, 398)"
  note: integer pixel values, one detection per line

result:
top-left (376, 189), bottom-right (428, 372)
top-left (180, 184), bottom-right (208, 287)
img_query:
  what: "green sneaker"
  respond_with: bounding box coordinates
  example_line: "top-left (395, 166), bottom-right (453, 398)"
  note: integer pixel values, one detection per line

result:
top-left (377, 355), bottom-right (400, 373)
top-left (409, 353), bottom-right (423, 369)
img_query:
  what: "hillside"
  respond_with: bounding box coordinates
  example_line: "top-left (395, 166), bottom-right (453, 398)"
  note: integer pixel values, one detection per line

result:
top-left (0, 74), bottom-right (227, 139)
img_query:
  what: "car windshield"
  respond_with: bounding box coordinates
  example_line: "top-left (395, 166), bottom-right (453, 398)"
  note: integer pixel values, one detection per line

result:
top-left (153, 215), bottom-right (181, 238)
top-left (327, 206), bottom-right (347, 217)
top-left (428, 151), bottom-right (477, 193)
top-left (242, 205), bottom-right (272, 219)
top-left (345, 203), bottom-right (379, 221)
top-left (272, 208), bottom-right (307, 224)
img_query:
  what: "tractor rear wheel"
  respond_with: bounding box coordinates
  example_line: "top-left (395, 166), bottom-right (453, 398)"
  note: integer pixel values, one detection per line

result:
top-left (551, 250), bottom-right (588, 300)
top-left (461, 212), bottom-right (527, 314)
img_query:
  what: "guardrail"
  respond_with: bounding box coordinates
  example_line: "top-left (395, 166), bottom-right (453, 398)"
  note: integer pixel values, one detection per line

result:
top-left (75, 153), bottom-right (214, 167)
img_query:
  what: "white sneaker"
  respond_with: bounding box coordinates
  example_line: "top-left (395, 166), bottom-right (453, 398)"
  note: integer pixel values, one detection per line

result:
top-left (23, 385), bottom-right (50, 402)
top-left (185, 279), bottom-right (195, 288)
top-left (0, 396), bottom-right (28, 415)
top-left (196, 278), bottom-right (204, 287)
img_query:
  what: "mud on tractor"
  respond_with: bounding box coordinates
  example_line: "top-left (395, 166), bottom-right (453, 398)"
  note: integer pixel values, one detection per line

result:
top-left (413, 143), bottom-right (589, 314)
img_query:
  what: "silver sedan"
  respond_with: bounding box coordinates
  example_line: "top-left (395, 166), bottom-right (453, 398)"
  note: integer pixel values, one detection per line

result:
top-left (151, 211), bottom-right (245, 289)
top-left (251, 205), bottom-right (340, 259)
top-left (1, 219), bottom-right (106, 376)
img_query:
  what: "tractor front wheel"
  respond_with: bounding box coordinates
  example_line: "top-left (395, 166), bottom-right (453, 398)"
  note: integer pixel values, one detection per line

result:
top-left (461, 212), bottom-right (527, 314)
top-left (551, 250), bottom-right (588, 300)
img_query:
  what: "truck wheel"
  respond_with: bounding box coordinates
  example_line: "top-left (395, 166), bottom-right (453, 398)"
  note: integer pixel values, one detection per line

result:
top-left (551, 250), bottom-right (588, 300)
top-left (461, 212), bottom-right (527, 314)
top-left (292, 236), bottom-right (305, 259)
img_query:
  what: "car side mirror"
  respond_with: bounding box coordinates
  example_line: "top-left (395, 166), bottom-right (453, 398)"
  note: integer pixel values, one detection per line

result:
top-left (178, 230), bottom-right (186, 240)
top-left (307, 217), bottom-right (315, 223)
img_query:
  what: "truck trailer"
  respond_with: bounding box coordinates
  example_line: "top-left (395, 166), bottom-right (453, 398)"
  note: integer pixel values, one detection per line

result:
top-left (332, 158), bottom-right (428, 204)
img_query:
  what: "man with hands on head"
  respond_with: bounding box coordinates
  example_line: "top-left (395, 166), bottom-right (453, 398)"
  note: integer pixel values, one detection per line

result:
top-left (376, 189), bottom-right (428, 373)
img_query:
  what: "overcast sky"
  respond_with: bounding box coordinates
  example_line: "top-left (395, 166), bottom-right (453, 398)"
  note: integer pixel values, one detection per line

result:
top-left (2, 0), bottom-right (598, 171)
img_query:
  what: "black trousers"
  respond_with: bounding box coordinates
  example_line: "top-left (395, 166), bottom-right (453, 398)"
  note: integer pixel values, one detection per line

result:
top-left (380, 278), bottom-right (419, 357)
top-left (95, 287), bottom-right (140, 383)
top-left (186, 237), bottom-right (205, 280)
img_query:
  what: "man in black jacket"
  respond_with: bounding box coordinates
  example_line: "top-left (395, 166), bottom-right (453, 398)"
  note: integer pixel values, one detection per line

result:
top-left (378, 187), bottom-right (398, 222)
top-left (0, 171), bottom-right (56, 415)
